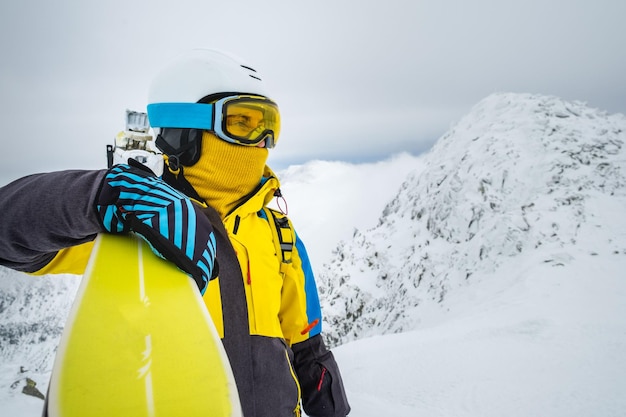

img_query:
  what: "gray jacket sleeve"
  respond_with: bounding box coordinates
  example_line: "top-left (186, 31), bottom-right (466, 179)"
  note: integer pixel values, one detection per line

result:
top-left (0, 169), bottom-right (107, 272)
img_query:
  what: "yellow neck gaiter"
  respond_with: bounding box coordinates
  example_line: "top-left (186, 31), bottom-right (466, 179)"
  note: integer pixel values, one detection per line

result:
top-left (182, 131), bottom-right (268, 217)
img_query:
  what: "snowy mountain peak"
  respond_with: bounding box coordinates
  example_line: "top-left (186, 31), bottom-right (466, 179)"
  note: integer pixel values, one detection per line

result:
top-left (319, 92), bottom-right (626, 346)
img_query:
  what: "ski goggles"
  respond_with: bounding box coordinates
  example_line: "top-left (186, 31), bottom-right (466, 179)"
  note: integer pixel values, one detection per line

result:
top-left (148, 95), bottom-right (280, 165)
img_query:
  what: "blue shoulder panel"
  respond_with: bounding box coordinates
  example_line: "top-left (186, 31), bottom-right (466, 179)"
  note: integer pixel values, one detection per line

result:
top-left (295, 233), bottom-right (323, 336)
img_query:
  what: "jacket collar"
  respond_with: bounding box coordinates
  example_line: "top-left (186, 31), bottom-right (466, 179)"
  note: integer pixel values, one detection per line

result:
top-left (225, 166), bottom-right (281, 219)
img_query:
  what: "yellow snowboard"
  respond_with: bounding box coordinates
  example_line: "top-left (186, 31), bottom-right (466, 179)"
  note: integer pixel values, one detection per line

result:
top-left (47, 234), bottom-right (241, 417)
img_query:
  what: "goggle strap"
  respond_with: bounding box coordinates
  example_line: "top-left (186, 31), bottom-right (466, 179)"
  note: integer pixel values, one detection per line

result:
top-left (148, 103), bottom-right (215, 130)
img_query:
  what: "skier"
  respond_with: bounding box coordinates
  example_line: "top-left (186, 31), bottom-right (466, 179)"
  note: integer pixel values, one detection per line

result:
top-left (0, 48), bottom-right (350, 417)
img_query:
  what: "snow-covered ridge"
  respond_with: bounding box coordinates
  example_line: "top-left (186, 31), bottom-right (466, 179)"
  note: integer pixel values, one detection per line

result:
top-left (0, 268), bottom-right (80, 404)
top-left (319, 92), bottom-right (626, 346)
top-left (0, 270), bottom-right (79, 368)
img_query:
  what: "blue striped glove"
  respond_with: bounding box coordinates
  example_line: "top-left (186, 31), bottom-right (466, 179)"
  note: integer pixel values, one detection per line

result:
top-left (96, 164), bottom-right (217, 294)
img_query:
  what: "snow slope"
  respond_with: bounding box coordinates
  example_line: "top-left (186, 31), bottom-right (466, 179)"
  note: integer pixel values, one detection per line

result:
top-left (335, 252), bottom-right (626, 417)
top-left (1, 92), bottom-right (625, 416)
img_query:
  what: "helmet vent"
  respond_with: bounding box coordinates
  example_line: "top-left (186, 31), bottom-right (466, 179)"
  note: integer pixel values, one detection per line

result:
top-left (240, 65), bottom-right (262, 81)
top-left (240, 65), bottom-right (257, 72)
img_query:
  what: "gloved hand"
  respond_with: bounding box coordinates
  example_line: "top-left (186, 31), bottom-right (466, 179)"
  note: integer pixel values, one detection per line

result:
top-left (96, 164), bottom-right (217, 294)
top-left (292, 334), bottom-right (351, 417)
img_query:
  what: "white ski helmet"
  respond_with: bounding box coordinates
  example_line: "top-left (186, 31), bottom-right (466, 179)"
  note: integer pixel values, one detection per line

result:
top-left (148, 48), bottom-right (271, 106)
top-left (147, 48), bottom-right (280, 162)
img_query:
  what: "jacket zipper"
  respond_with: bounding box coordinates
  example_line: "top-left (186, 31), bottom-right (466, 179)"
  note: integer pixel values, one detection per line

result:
top-left (284, 349), bottom-right (302, 416)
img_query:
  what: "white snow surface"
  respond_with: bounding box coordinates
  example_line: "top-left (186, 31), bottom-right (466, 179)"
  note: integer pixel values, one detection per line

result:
top-left (1, 92), bottom-right (625, 416)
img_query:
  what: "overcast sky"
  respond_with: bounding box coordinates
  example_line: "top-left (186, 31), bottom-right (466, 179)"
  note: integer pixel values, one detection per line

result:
top-left (1, 0), bottom-right (625, 185)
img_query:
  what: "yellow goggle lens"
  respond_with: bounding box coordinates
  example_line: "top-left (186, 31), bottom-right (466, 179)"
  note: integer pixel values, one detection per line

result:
top-left (223, 98), bottom-right (280, 144)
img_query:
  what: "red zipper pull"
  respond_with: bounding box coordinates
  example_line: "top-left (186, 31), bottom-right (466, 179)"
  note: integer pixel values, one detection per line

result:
top-left (317, 367), bottom-right (327, 391)
top-left (300, 319), bottom-right (320, 335)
